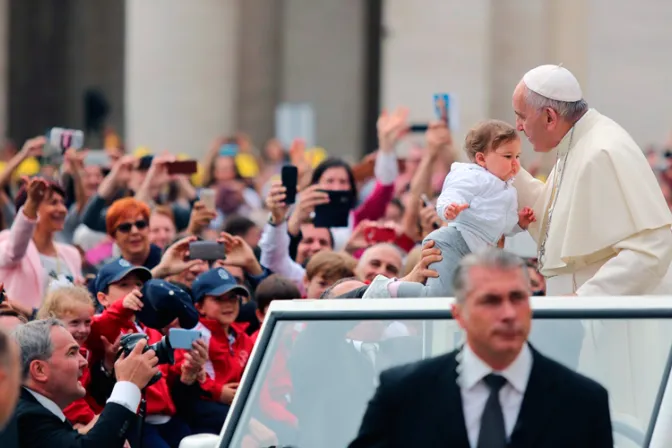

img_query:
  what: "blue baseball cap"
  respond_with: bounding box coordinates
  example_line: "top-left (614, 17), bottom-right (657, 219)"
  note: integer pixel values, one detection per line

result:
top-left (94, 258), bottom-right (152, 295)
top-left (191, 268), bottom-right (250, 303)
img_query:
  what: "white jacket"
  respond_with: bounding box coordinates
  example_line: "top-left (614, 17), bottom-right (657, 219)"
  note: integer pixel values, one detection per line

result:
top-left (436, 162), bottom-right (521, 252)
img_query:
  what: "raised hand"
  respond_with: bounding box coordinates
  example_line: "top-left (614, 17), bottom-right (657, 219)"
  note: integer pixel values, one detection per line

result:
top-left (217, 232), bottom-right (262, 275)
top-left (19, 136), bottom-right (47, 159)
top-left (518, 207), bottom-right (537, 229)
top-left (443, 203), bottom-right (469, 221)
top-left (186, 201), bottom-right (218, 236)
top-left (114, 339), bottom-right (159, 390)
top-left (23, 178), bottom-right (49, 219)
top-left (377, 107), bottom-right (410, 152)
top-left (286, 184), bottom-right (329, 235)
top-left (400, 240), bottom-right (443, 284)
top-left (153, 235), bottom-right (201, 278)
top-left (425, 121), bottom-right (453, 156)
top-left (122, 289), bottom-right (144, 311)
top-left (265, 181), bottom-right (288, 224)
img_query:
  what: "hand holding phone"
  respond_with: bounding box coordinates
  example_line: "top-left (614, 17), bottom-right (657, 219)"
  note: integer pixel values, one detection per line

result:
top-left (433, 93), bottom-right (450, 126)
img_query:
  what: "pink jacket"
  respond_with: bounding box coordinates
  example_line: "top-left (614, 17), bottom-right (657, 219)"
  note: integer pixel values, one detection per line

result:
top-left (0, 208), bottom-right (82, 309)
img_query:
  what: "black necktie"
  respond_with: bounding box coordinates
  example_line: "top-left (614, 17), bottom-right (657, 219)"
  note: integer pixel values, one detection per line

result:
top-left (477, 373), bottom-right (507, 448)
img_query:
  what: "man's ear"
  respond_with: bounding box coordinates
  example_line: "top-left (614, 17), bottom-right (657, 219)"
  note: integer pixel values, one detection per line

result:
top-left (451, 303), bottom-right (466, 330)
top-left (302, 275), bottom-right (310, 291)
top-left (29, 360), bottom-right (49, 384)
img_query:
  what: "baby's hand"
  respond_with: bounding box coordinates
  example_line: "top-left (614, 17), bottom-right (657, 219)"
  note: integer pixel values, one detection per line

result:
top-left (518, 207), bottom-right (537, 229)
top-left (122, 289), bottom-right (144, 311)
top-left (443, 203), bottom-right (469, 220)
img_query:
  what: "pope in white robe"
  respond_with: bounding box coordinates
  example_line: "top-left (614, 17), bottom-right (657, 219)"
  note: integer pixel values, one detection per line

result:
top-left (512, 65), bottom-right (672, 439)
top-left (512, 64), bottom-right (672, 296)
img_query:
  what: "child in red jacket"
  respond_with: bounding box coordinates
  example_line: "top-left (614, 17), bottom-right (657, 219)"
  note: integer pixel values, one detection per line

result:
top-left (172, 267), bottom-right (254, 434)
top-left (88, 259), bottom-right (192, 448)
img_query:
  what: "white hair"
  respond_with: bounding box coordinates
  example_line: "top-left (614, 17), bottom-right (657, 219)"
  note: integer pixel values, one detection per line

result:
top-left (12, 318), bottom-right (64, 380)
top-left (453, 249), bottom-right (529, 304)
top-left (524, 86), bottom-right (588, 121)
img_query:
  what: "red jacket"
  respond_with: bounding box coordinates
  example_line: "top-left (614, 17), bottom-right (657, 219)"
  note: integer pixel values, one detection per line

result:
top-left (256, 323), bottom-right (304, 427)
top-left (88, 300), bottom-right (176, 417)
top-left (63, 348), bottom-right (96, 425)
top-left (173, 318), bottom-right (254, 401)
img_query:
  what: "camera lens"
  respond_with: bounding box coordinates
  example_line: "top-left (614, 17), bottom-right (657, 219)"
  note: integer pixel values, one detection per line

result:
top-left (148, 336), bottom-right (175, 365)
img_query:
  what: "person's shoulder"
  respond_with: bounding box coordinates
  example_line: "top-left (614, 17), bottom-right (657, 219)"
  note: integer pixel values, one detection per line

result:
top-left (380, 351), bottom-right (456, 387)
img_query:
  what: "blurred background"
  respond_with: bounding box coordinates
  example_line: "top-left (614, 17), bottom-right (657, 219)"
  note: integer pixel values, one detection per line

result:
top-left (1, 0), bottom-right (671, 164)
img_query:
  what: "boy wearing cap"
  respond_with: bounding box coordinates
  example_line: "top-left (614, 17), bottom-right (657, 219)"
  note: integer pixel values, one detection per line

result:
top-left (172, 267), bottom-right (254, 433)
top-left (88, 259), bottom-right (203, 448)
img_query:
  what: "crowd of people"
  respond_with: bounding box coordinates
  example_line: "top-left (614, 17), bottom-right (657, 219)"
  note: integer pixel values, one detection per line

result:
top-left (0, 63), bottom-right (670, 447)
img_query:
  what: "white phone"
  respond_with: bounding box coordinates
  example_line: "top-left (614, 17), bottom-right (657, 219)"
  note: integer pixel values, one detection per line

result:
top-left (200, 188), bottom-right (216, 210)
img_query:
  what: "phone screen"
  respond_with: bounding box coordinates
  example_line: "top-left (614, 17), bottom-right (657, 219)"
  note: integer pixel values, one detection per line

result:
top-left (167, 160), bottom-right (198, 175)
top-left (281, 165), bottom-right (298, 204)
top-left (188, 241), bottom-right (226, 261)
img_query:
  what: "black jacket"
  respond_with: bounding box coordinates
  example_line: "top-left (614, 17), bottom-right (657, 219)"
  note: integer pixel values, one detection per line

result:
top-left (349, 347), bottom-right (613, 448)
top-left (11, 388), bottom-right (137, 448)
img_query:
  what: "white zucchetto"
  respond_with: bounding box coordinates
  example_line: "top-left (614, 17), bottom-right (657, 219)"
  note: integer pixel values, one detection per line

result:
top-left (522, 64), bottom-right (583, 102)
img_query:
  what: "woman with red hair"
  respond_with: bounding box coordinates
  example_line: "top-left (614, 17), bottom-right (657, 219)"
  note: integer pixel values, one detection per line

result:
top-left (0, 178), bottom-right (83, 309)
top-left (105, 197), bottom-right (163, 269)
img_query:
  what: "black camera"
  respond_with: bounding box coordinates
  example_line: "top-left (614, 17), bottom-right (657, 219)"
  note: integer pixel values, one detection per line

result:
top-left (118, 333), bottom-right (174, 387)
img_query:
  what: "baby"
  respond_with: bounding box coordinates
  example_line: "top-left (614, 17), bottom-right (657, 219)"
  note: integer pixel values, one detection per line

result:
top-left (424, 119), bottom-right (535, 296)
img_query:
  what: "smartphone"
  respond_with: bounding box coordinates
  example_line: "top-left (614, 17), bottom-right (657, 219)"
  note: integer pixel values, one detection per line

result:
top-left (167, 160), bottom-right (198, 175)
top-left (84, 150), bottom-right (112, 168)
top-left (409, 124), bottom-right (429, 133)
top-left (420, 194), bottom-right (440, 230)
top-left (433, 93), bottom-right (450, 126)
top-left (313, 190), bottom-right (354, 228)
top-left (188, 241), bottom-right (226, 261)
top-left (46, 128), bottom-right (84, 151)
top-left (364, 226), bottom-right (396, 244)
top-left (281, 165), bottom-right (298, 204)
top-left (219, 143), bottom-right (239, 157)
top-left (200, 188), bottom-right (216, 210)
top-left (137, 155), bottom-right (154, 171)
top-left (168, 328), bottom-right (202, 349)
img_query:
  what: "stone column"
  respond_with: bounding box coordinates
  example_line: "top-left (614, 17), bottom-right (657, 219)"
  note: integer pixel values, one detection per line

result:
top-left (124, 0), bottom-right (240, 158)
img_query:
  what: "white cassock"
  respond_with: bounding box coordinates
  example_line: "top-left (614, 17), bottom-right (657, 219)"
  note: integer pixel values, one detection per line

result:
top-left (514, 108), bottom-right (672, 296)
top-left (515, 108), bottom-right (672, 434)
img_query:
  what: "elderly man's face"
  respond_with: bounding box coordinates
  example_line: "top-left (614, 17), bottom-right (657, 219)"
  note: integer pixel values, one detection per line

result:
top-left (357, 245), bottom-right (403, 282)
top-left (0, 340), bottom-right (21, 429)
top-left (513, 82), bottom-right (556, 152)
top-left (41, 326), bottom-right (88, 407)
top-left (452, 266), bottom-right (531, 368)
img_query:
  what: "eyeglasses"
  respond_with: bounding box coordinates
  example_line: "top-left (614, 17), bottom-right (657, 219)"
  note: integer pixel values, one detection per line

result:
top-left (115, 219), bottom-right (148, 233)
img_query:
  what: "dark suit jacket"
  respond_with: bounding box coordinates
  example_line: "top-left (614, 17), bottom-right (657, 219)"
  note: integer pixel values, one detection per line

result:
top-left (11, 388), bottom-right (136, 448)
top-left (349, 348), bottom-right (613, 448)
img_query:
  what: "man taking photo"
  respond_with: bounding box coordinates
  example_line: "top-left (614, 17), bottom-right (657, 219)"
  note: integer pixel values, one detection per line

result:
top-left (10, 318), bottom-right (159, 448)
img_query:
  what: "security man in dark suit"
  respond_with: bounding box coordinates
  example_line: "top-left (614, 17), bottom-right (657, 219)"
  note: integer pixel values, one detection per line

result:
top-left (350, 248), bottom-right (613, 448)
top-left (10, 318), bottom-right (159, 448)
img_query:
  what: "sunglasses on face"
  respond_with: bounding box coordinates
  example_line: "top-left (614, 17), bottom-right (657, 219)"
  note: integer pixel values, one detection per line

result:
top-left (115, 219), bottom-right (148, 233)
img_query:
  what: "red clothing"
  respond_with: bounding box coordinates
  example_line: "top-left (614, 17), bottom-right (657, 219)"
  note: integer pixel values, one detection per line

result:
top-left (257, 323), bottom-right (304, 427)
top-left (250, 329), bottom-right (259, 344)
top-left (173, 318), bottom-right (254, 401)
top-left (63, 348), bottom-right (96, 425)
top-left (352, 182), bottom-right (394, 227)
top-left (88, 300), bottom-right (176, 417)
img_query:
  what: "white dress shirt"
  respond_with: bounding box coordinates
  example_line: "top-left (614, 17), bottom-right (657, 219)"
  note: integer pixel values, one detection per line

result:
top-left (26, 381), bottom-right (142, 423)
top-left (458, 343), bottom-right (533, 447)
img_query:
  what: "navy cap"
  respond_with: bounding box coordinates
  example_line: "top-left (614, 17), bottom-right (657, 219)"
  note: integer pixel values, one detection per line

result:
top-left (137, 280), bottom-right (199, 330)
top-left (192, 268), bottom-right (250, 303)
top-left (94, 258), bottom-right (152, 295)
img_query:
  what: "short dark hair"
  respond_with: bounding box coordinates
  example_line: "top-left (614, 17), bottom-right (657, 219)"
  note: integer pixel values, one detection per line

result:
top-left (14, 178), bottom-right (67, 213)
top-left (310, 158), bottom-right (358, 199)
top-left (254, 275), bottom-right (300, 313)
top-left (223, 215), bottom-right (257, 237)
top-left (0, 327), bottom-right (12, 369)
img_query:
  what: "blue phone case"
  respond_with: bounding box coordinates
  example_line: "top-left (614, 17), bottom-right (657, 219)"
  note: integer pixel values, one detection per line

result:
top-left (169, 328), bottom-right (202, 349)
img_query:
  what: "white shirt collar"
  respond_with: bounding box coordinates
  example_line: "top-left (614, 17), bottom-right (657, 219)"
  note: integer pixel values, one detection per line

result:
top-left (25, 387), bottom-right (67, 422)
top-left (459, 342), bottom-right (533, 393)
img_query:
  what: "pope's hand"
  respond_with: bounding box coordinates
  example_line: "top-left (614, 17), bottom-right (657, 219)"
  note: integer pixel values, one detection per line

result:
top-left (443, 203), bottom-right (468, 220)
top-left (518, 207), bottom-right (537, 229)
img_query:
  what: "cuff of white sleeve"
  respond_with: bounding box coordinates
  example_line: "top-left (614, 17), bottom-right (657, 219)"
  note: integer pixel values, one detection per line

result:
top-left (107, 381), bottom-right (142, 414)
top-left (374, 151), bottom-right (399, 185)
